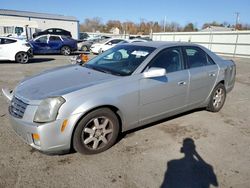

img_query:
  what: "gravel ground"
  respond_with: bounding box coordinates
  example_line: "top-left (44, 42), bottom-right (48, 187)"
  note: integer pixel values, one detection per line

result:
top-left (0, 55), bottom-right (249, 188)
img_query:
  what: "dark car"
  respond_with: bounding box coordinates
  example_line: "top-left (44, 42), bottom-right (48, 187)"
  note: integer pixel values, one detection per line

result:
top-left (33, 28), bottom-right (72, 38)
top-left (29, 34), bottom-right (77, 55)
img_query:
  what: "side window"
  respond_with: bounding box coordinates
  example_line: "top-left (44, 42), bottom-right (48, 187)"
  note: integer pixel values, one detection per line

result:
top-left (110, 40), bottom-right (123, 45)
top-left (0, 39), bottom-right (16, 44)
top-left (56, 29), bottom-right (62, 33)
top-left (35, 36), bottom-right (48, 43)
top-left (49, 36), bottom-right (61, 41)
top-left (48, 29), bottom-right (53, 33)
top-left (148, 47), bottom-right (183, 73)
top-left (184, 47), bottom-right (208, 68)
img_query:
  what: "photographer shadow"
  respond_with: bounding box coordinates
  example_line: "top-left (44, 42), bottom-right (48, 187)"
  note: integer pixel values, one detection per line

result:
top-left (161, 138), bottom-right (218, 188)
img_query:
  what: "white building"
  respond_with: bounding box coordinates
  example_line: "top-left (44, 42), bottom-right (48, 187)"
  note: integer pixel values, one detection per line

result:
top-left (201, 26), bottom-right (235, 32)
top-left (0, 9), bottom-right (79, 39)
top-left (110, 27), bottom-right (120, 35)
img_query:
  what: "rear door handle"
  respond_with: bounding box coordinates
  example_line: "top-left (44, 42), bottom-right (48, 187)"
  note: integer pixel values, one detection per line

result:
top-left (208, 72), bottom-right (216, 77)
top-left (178, 81), bottom-right (186, 86)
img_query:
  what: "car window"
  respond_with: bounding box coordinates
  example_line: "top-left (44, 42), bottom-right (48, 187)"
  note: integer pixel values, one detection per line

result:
top-left (48, 29), bottom-right (53, 33)
top-left (15, 27), bottom-right (24, 35)
top-left (49, 36), bottom-right (61, 41)
top-left (35, 36), bottom-right (48, 43)
top-left (207, 55), bottom-right (216, 65)
top-left (148, 47), bottom-right (183, 73)
top-left (184, 47), bottom-right (209, 68)
top-left (0, 38), bottom-right (16, 44)
top-left (110, 39), bottom-right (124, 44)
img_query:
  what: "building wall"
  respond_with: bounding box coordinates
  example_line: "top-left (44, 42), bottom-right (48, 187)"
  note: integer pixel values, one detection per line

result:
top-left (152, 31), bottom-right (250, 58)
top-left (0, 14), bottom-right (78, 39)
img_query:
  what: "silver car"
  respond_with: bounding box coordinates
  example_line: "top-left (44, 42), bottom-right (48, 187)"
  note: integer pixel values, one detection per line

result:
top-left (2, 42), bottom-right (236, 154)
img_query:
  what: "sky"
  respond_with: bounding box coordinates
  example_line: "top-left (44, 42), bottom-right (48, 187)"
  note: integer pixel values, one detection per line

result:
top-left (1, 0), bottom-right (250, 28)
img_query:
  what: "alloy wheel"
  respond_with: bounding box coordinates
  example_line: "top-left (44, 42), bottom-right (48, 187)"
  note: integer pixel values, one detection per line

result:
top-left (81, 116), bottom-right (113, 150)
top-left (212, 88), bottom-right (225, 109)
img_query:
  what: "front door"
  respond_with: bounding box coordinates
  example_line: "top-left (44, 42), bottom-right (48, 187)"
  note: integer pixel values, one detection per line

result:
top-left (32, 36), bottom-right (49, 54)
top-left (139, 47), bottom-right (189, 124)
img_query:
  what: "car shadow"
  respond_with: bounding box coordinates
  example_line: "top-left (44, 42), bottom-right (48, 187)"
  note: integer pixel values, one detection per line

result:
top-left (29, 58), bottom-right (55, 63)
top-left (0, 58), bottom-right (55, 64)
top-left (160, 138), bottom-right (218, 188)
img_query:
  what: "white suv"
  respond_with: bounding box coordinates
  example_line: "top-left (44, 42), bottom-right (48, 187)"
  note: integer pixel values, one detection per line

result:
top-left (0, 37), bottom-right (32, 63)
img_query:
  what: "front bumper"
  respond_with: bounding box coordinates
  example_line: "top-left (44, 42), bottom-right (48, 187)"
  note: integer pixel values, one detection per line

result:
top-left (2, 88), bottom-right (79, 154)
top-left (9, 114), bottom-right (72, 154)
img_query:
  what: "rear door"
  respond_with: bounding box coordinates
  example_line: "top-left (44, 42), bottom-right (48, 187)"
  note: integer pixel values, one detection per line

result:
top-left (139, 47), bottom-right (189, 124)
top-left (48, 35), bottom-right (62, 53)
top-left (182, 46), bottom-right (218, 106)
top-left (0, 38), bottom-right (17, 60)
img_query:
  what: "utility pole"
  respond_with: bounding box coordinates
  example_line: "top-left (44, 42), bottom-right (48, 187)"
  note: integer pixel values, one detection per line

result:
top-left (235, 12), bottom-right (240, 30)
top-left (163, 16), bottom-right (166, 32)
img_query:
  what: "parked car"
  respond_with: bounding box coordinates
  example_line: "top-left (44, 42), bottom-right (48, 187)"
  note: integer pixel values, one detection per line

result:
top-left (78, 36), bottom-right (112, 51)
top-left (29, 34), bottom-right (77, 55)
top-left (79, 32), bottom-right (89, 40)
top-left (90, 38), bottom-right (126, 54)
top-left (2, 42), bottom-right (236, 155)
top-left (32, 28), bottom-right (72, 38)
top-left (0, 36), bottom-right (33, 63)
top-left (120, 39), bottom-right (149, 44)
top-left (77, 40), bottom-right (94, 51)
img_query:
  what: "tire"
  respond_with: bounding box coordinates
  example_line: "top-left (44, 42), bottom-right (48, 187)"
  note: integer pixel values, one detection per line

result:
top-left (207, 83), bottom-right (226, 112)
top-left (15, 52), bottom-right (29, 64)
top-left (73, 108), bottom-right (120, 154)
top-left (98, 48), bottom-right (103, 54)
top-left (81, 45), bottom-right (88, 52)
top-left (61, 46), bottom-right (71, 56)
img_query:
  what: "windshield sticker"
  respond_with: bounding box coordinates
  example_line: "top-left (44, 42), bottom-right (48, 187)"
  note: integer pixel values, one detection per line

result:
top-left (131, 51), bottom-right (149, 57)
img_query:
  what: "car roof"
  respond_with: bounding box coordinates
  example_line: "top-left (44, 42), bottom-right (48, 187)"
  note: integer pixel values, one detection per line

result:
top-left (36, 34), bottom-right (63, 38)
top-left (124, 41), bottom-right (202, 48)
top-left (0, 36), bottom-right (21, 40)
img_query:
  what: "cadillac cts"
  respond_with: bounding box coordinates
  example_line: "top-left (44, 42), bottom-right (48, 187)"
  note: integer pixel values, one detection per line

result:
top-left (2, 42), bottom-right (236, 154)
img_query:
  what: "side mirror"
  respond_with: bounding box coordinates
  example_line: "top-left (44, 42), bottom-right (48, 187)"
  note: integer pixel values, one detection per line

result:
top-left (107, 42), bottom-right (112, 45)
top-left (143, 67), bottom-right (166, 78)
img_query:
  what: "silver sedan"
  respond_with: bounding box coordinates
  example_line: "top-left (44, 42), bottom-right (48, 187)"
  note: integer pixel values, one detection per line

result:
top-left (2, 42), bottom-right (236, 154)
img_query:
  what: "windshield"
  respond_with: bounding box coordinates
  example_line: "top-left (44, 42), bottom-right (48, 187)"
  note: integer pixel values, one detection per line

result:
top-left (84, 44), bottom-right (155, 76)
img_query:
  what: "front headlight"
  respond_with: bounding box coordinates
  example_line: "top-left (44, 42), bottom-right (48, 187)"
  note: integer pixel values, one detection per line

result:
top-left (34, 97), bottom-right (65, 123)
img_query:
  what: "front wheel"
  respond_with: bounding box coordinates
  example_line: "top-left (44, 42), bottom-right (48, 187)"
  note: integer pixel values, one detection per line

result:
top-left (61, 46), bottom-right (71, 56)
top-left (207, 83), bottom-right (226, 112)
top-left (15, 52), bottom-right (29, 64)
top-left (73, 108), bottom-right (120, 154)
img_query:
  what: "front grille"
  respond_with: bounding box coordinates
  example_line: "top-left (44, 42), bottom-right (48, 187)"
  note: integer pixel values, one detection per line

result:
top-left (9, 97), bottom-right (28, 119)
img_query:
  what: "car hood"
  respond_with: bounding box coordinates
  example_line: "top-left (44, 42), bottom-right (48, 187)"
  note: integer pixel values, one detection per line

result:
top-left (14, 65), bottom-right (117, 102)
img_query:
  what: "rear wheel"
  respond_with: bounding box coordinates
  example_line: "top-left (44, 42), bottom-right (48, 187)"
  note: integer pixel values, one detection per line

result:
top-left (73, 108), bottom-right (120, 154)
top-left (15, 52), bottom-right (29, 64)
top-left (61, 46), bottom-right (71, 55)
top-left (207, 83), bottom-right (226, 112)
top-left (81, 45), bottom-right (88, 52)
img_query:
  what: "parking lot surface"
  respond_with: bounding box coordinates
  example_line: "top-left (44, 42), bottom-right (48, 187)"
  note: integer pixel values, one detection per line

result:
top-left (0, 55), bottom-right (250, 188)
